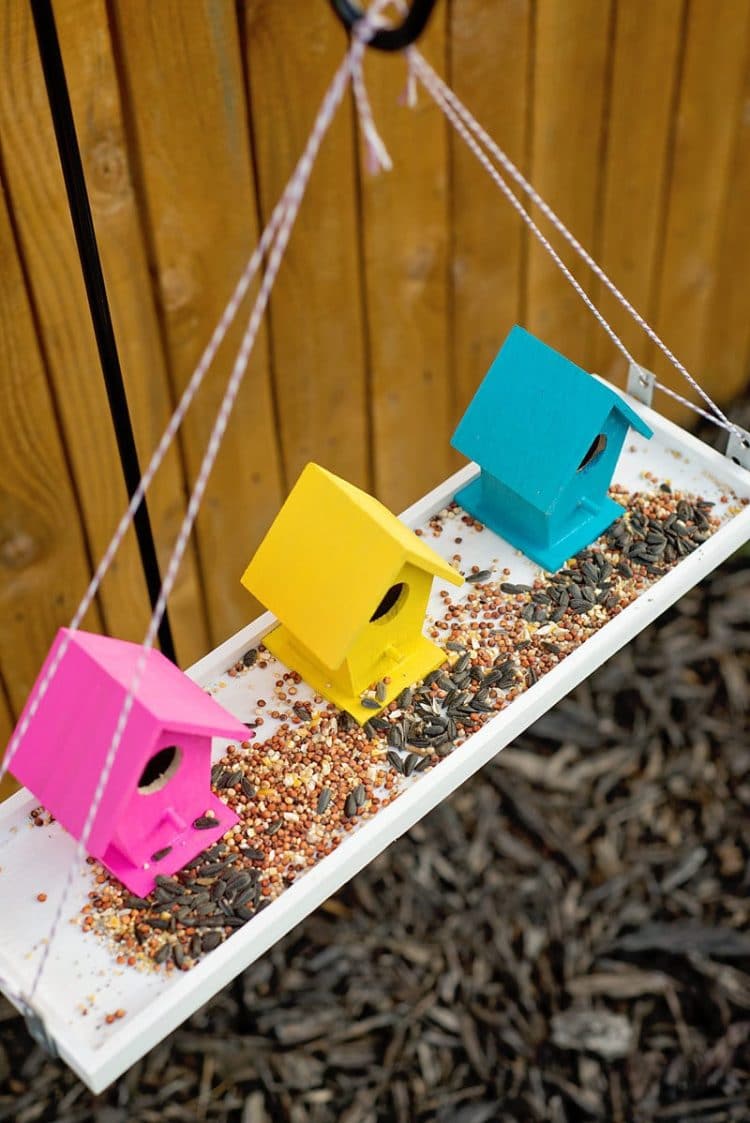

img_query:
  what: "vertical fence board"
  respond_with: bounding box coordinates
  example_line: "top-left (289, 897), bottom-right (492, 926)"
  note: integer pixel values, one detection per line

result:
top-left (0, 678), bottom-right (16, 798)
top-left (0, 0), bottom-right (154, 646)
top-left (701, 49), bottom-right (750, 403)
top-left (0, 0), bottom-right (749, 722)
top-left (54, 0), bottom-right (209, 666)
top-left (592, 0), bottom-right (684, 384)
top-left (359, 8), bottom-right (451, 511)
top-left (0, 173), bottom-right (102, 718)
top-left (449, 0), bottom-right (531, 419)
top-left (110, 0), bottom-right (284, 642)
top-left (243, 1), bottom-right (370, 493)
top-left (649, 0), bottom-right (750, 419)
top-left (526, 0), bottom-right (613, 369)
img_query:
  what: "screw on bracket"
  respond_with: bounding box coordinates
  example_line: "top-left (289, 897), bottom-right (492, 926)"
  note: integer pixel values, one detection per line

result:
top-left (725, 425), bottom-right (750, 472)
top-left (626, 362), bottom-right (655, 408)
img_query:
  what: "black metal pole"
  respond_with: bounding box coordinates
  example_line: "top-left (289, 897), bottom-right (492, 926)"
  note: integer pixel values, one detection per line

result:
top-left (30, 0), bottom-right (177, 663)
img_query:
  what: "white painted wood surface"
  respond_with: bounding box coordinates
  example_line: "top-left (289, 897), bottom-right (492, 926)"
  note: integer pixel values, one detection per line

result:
top-left (0, 395), bottom-right (748, 1092)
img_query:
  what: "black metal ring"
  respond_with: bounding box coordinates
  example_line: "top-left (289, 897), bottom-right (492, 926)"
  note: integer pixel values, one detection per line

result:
top-left (329, 0), bottom-right (439, 52)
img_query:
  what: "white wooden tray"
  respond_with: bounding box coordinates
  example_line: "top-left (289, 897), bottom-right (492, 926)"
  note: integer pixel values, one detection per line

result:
top-left (1, 394), bottom-right (748, 1092)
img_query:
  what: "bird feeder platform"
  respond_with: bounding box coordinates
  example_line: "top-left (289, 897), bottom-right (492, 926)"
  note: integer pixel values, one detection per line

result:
top-left (0, 392), bottom-right (748, 1092)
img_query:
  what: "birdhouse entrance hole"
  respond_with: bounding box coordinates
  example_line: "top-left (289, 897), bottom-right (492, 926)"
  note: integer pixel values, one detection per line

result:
top-left (370, 582), bottom-right (406, 622)
top-left (577, 433), bottom-right (607, 471)
top-left (137, 745), bottom-right (182, 794)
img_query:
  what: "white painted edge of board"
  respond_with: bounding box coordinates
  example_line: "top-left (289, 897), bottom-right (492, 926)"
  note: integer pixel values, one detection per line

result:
top-left (2, 392), bottom-right (749, 1091)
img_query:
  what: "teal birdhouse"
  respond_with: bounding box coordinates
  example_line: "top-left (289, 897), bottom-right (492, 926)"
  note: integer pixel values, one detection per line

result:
top-left (451, 326), bottom-right (653, 572)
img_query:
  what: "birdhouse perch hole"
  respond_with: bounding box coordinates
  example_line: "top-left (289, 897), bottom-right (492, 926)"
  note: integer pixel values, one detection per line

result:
top-left (137, 745), bottom-right (182, 794)
top-left (577, 433), bottom-right (607, 472)
top-left (370, 582), bottom-right (407, 622)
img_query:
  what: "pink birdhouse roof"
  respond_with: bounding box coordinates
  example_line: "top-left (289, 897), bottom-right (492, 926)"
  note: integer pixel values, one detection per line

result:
top-left (64, 630), bottom-right (247, 739)
top-left (8, 629), bottom-right (249, 857)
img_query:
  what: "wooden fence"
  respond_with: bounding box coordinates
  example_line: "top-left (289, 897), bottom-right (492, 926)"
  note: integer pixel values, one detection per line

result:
top-left (1, 0), bottom-right (749, 741)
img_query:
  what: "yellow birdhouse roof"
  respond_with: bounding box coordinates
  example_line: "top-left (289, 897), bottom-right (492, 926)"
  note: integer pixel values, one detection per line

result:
top-left (241, 463), bottom-right (463, 669)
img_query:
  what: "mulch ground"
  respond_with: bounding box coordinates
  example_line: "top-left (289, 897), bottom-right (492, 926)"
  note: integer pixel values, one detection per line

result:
top-left (1, 419), bottom-right (749, 1123)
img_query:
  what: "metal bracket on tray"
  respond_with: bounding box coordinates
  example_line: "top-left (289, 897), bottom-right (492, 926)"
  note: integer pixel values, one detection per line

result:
top-left (626, 362), bottom-right (655, 408)
top-left (18, 998), bottom-right (59, 1059)
top-left (725, 425), bottom-right (750, 472)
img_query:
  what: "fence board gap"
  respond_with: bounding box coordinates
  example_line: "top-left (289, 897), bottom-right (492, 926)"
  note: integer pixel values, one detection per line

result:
top-left (109, 0), bottom-right (284, 643)
top-left (0, 166), bottom-right (102, 720)
top-left (698, 23), bottom-right (750, 407)
top-left (448, 0), bottom-right (531, 425)
top-left (647, 0), bottom-right (750, 423)
top-left (358, 6), bottom-right (451, 512)
top-left (592, 0), bottom-right (685, 389)
top-left (0, 0), bottom-right (157, 649)
top-left (526, 0), bottom-right (613, 369)
top-left (56, 0), bottom-right (209, 666)
top-left (242, 1), bottom-right (370, 495)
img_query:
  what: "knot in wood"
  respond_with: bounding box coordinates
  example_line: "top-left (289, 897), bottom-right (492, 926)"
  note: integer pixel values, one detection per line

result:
top-left (88, 135), bottom-right (130, 213)
top-left (0, 524), bottom-right (40, 570)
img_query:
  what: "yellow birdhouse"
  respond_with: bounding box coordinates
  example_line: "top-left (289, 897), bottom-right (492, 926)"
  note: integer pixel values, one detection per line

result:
top-left (241, 463), bottom-right (464, 723)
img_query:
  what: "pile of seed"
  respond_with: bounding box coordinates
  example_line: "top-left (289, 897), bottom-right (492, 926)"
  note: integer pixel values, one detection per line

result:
top-left (78, 482), bottom-right (729, 973)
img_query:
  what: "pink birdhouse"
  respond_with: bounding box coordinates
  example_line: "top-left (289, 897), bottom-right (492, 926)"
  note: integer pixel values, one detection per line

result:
top-left (8, 629), bottom-right (250, 896)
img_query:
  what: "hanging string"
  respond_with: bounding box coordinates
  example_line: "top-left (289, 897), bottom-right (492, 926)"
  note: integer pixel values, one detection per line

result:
top-left (0, 7), bottom-right (392, 797)
top-left (410, 51), bottom-right (741, 441)
top-left (7, 0), bottom-right (743, 1012)
top-left (22, 4), bottom-right (393, 1002)
top-left (411, 52), bottom-right (641, 373)
top-left (0, 201), bottom-right (283, 792)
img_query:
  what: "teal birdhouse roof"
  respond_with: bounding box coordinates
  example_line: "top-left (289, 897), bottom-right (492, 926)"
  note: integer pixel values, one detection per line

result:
top-left (451, 326), bottom-right (653, 512)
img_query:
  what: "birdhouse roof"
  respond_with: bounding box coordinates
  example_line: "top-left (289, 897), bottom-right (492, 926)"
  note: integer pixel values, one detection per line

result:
top-left (242, 463), bottom-right (463, 669)
top-left (60, 630), bottom-right (249, 740)
top-left (451, 326), bottom-right (653, 512)
top-left (8, 630), bottom-right (248, 854)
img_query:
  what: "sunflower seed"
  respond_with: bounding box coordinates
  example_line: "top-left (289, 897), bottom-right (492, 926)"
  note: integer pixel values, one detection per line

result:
top-left (154, 943), bottom-right (172, 964)
top-left (155, 876), bottom-right (181, 895)
top-left (266, 818), bottom-right (283, 836)
top-left (404, 753), bottom-right (421, 777)
top-left (317, 788), bottom-right (332, 814)
top-left (210, 879), bottom-right (228, 901)
top-left (193, 815), bottom-right (219, 831)
top-left (387, 749), bottom-right (405, 774)
top-left (353, 784), bottom-right (366, 807)
top-left (125, 895), bottom-right (150, 910)
top-left (375, 680), bottom-right (387, 702)
top-left (202, 931), bottom-right (222, 951)
top-left (387, 725), bottom-right (404, 749)
top-left (241, 776), bottom-right (256, 800)
top-left (151, 846), bottom-right (172, 863)
top-left (233, 885), bottom-right (258, 910)
top-left (344, 793), bottom-right (358, 818)
top-left (148, 916), bottom-right (172, 931)
top-left (241, 649), bottom-right (257, 667)
top-left (466, 569), bottom-right (492, 583)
